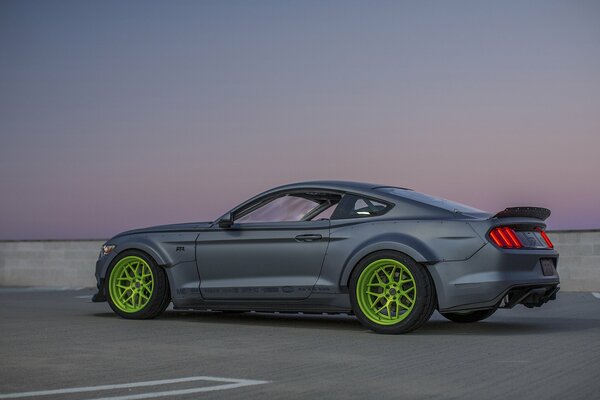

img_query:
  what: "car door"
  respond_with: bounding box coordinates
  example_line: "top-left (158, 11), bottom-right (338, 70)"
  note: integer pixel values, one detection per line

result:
top-left (195, 193), bottom-right (334, 300)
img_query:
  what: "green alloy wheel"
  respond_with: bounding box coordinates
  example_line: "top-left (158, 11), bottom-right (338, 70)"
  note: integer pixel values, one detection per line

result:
top-left (106, 250), bottom-right (171, 319)
top-left (350, 251), bottom-right (436, 334)
top-left (355, 259), bottom-right (417, 325)
top-left (109, 256), bottom-right (154, 312)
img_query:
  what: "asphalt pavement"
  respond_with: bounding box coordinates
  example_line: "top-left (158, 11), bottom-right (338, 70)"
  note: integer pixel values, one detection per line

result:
top-left (1, 288), bottom-right (599, 399)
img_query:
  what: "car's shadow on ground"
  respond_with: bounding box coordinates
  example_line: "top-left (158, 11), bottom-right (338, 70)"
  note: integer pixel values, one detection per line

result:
top-left (92, 309), bottom-right (600, 335)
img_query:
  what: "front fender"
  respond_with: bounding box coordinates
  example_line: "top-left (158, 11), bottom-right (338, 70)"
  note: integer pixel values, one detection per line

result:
top-left (95, 238), bottom-right (169, 283)
top-left (97, 232), bottom-right (197, 279)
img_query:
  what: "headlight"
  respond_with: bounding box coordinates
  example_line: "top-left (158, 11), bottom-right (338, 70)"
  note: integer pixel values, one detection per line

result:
top-left (100, 244), bottom-right (116, 258)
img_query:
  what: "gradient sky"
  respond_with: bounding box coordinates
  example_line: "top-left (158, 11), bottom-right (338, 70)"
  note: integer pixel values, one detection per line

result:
top-left (1, 0), bottom-right (599, 239)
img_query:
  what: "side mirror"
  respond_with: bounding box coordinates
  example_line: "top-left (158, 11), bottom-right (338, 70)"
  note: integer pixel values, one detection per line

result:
top-left (218, 212), bottom-right (234, 228)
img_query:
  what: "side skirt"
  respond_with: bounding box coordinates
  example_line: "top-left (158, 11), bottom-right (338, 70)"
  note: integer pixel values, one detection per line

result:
top-left (172, 293), bottom-right (352, 314)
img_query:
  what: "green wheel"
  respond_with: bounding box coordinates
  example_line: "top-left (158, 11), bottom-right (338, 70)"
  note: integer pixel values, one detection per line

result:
top-left (350, 251), bottom-right (436, 334)
top-left (106, 250), bottom-right (170, 319)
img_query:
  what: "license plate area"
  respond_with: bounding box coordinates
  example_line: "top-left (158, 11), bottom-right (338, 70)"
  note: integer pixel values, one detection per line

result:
top-left (540, 258), bottom-right (556, 276)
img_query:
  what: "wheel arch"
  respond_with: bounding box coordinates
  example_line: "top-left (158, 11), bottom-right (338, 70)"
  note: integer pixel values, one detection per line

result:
top-left (338, 235), bottom-right (439, 291)
top-left (100, 244), bottom-right (172, 295)
top-left (114, 243), bottom-right (169, 267)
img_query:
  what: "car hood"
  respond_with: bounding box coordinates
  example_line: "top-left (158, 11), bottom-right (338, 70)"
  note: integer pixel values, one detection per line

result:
top-left (113, 222), bottom-right (213, 238)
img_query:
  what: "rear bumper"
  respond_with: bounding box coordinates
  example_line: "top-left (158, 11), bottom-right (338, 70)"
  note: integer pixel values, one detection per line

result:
top-left (428, 243), bottom-right (559, 312)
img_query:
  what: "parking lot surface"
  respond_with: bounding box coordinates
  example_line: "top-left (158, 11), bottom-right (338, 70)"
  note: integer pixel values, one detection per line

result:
top-left (1, 289), bottom-right (599, 399)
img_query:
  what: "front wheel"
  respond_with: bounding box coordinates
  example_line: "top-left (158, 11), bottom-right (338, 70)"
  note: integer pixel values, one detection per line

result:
top-left (440, 308), bottom-right (496, 323)
top-left (106, 250), bottom-right (171, 319)
top-left (349, 251), bottom-right (436, 334)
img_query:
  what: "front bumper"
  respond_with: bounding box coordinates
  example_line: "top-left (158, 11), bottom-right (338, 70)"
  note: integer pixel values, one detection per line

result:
top-left (92, 251), bottom-right (119, 303)
top-left (428, 243), bottom-right (559, 312)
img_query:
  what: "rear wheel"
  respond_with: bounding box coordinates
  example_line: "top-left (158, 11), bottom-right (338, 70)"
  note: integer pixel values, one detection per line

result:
top-left (349, 251), bottom-right (436, 334)
top-left (440, 308), bottom-right (496, 323)
top-left (106, 250), bottom-right (170, 319)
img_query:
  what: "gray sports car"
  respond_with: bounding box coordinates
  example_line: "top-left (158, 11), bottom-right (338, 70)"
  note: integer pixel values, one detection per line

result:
top-left (93, 181), bottom-right (559, 333)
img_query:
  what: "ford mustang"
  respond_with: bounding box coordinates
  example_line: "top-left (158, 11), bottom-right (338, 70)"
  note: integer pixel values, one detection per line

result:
top-left (93, 181), bottom-right (559, 333)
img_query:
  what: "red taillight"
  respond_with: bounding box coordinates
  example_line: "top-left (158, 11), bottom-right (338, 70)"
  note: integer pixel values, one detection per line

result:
top-left (504, 227), bottom-right (522, 248)
top-left (539, 229), bottom-right (554, 249)
top-left (489, 227), bottom-right (523, 248)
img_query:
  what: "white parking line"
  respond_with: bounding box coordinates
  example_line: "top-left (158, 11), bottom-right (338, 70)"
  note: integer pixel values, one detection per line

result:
top-left (0, 376), bottom-right (269, 399)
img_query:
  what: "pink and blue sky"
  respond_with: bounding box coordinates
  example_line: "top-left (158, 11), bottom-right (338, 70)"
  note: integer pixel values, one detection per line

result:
top-left (1, 1), bottom-right (599, 239)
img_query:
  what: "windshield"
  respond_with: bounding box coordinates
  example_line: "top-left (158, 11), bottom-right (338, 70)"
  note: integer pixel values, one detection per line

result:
top-left (375, 187), bottom-right (487, 215)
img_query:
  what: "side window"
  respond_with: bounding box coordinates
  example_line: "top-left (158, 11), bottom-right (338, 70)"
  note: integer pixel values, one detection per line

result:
top-left (236, 195), bottom-right (320, 223)
top-left (310, 204), bottom-right (337, 220)
top-left (331, 194), bottom-right (391, 220)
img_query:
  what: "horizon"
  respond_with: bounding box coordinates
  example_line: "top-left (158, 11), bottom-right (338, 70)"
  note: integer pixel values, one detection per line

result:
top-left (1, 1), bottom-right (599, 240)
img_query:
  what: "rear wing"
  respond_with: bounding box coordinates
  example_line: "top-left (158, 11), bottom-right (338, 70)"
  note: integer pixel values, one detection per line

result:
top-left (493, 207), bottom-right (551, 221)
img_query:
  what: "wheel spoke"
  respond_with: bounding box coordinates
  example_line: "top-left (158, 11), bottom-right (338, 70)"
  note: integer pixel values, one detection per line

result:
top-left (389, 265), bottom-right (398, 282)
top-left (369, 295), bottom-right (385, 308)
top-left (402, 293), bottom-right (414, 304)
top-left (125, 292), bottom-right (135, 304)
top-left (126, 264), bottom-right (136, 278)
top-left (375, 301), bottom-right (389, 315)
top-left (381, 267), bottom-right (393, 282)
top-left (396, 300), bottom-right (409, 310)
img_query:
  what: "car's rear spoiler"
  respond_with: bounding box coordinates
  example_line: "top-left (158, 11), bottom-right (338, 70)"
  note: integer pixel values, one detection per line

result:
top-left (493, 207), bottom-right (551, 221)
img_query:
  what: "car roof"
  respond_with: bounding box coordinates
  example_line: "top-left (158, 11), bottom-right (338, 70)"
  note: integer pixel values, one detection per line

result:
top-left (271, 180), bottom-right (411, 194)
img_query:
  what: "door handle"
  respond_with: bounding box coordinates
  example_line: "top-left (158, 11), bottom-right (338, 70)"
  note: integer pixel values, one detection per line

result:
top-left (295, 234), bottom-right (322, 242)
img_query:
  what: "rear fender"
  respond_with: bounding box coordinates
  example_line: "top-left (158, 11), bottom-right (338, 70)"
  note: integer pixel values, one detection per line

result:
top-left (339, 234), bottom-right (438, 289)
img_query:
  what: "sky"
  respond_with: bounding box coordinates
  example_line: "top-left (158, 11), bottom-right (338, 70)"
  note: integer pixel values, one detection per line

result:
top-left (1, 0), bottom-right (599, 240)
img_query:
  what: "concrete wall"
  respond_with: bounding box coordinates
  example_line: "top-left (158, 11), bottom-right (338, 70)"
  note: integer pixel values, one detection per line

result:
top-left (550, 230), bottom-right (600, 291)
top-left (0, 240), bottom-right (103, 288)
top-left (0, 230), bottom-right (598, 291)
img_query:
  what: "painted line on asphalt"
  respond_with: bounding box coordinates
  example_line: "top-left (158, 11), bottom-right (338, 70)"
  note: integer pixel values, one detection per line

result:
top-left (592, 292), bottom-right (600, 299)
top-left (0, 376), bottom-right (270, 399)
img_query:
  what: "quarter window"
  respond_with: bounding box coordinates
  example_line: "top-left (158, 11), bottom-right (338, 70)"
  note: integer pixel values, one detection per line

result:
top-left (331, 194), bottom-right (391, 219)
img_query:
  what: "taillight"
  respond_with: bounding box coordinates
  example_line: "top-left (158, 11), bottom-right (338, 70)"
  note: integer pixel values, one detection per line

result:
top-left (489, 227), bottom-right (523, 248)
top-left (538, 229), bottom-right (554, 249)
top-left (488, 226), bottom-right (553, 249)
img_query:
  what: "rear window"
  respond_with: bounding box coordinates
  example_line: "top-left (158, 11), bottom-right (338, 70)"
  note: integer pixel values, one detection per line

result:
top-left (331, 194), bottom-right (392, 219)
top-left (376, 187), bottom-right (485, 214)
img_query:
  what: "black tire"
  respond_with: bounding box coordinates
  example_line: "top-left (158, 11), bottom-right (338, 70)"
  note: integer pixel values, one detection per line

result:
top-left (440, 308), bottom-right (496, 323)
top-left (349, 251), bottom-right (437, 334)
top-left (106, 250), bottom-right (171, 319)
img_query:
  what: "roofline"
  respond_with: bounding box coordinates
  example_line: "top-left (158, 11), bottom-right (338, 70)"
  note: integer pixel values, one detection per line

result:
top-left (271, 180), bottom-right (411, 192)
